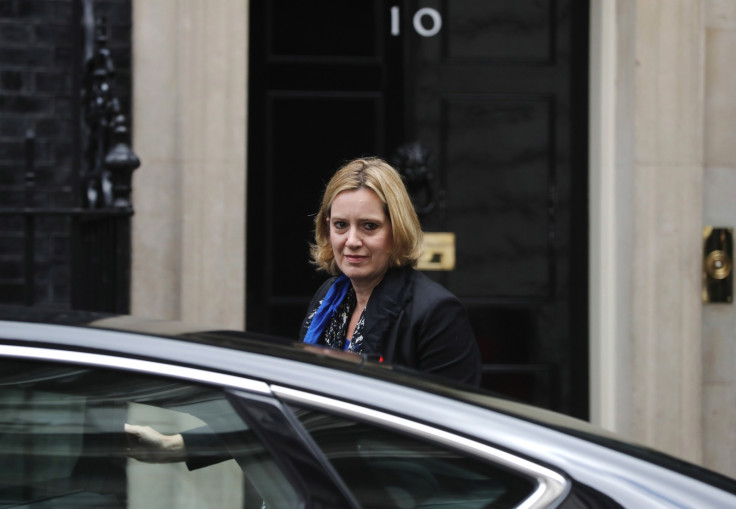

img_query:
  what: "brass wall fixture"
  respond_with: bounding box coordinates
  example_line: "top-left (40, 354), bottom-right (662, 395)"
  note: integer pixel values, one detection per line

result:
top-left (703, 227), bottom-right (733, 303)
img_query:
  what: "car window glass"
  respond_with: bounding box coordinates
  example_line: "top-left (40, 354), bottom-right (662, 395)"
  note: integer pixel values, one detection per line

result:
top-left (0, 358), bottom-right (299, 508)
top-left (289, 404), bottom-right (537, 509)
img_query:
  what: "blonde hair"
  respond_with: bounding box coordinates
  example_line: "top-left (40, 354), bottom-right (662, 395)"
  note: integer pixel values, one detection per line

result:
top-left (311, 157), bottom-right (423, 275)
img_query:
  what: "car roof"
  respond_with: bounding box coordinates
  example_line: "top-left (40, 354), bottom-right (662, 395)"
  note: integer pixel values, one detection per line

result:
top-left (1, 304), bottom-right (735, 500)
top-left (0, 305), bottom-right (712, 439)
top-left (0, 305), bottom-right (601, 426)
top-left (0, 305), bottom-right (613, 429)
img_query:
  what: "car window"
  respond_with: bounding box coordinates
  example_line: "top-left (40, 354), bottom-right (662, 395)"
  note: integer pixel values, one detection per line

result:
top-left (289, 404), bottom-right (537, 509)
top-left (0, 358), bottom-right (299, 508)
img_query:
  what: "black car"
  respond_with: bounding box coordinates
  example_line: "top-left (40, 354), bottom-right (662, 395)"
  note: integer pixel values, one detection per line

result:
top-left (0, 306), bottom-right (734, 508)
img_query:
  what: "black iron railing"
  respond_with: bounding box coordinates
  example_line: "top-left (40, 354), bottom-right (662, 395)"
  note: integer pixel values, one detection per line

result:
top-left (0, 134), bottom-right (135, 313)
top-left (0, 6), bottom-right (139, 314)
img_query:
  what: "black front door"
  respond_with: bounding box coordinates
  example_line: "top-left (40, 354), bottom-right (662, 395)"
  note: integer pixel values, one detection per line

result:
top-left (247, 0), bottom-right (589, 418)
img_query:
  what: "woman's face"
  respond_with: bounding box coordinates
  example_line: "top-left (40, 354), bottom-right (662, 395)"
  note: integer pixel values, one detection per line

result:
top-left (329, 188), bottom-right (393, 290)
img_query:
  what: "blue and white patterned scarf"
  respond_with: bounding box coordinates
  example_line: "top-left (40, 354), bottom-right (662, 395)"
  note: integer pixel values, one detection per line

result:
top-left (303, 275), bottom-right (366, 353)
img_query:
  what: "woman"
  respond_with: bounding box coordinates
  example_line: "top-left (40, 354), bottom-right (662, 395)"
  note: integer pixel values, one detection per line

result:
top-left (300, 157), bottom-right (481, 386)
top-left (125, 157), bottom-right (482, 465)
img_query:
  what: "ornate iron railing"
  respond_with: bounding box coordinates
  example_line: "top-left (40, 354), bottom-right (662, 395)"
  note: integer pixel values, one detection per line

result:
top-left (0, 3), bottom-right (139, 313)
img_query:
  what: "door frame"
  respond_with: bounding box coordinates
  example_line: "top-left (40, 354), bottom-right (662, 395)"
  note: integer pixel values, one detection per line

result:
top-left (588, 0), bottom-right (633, 430)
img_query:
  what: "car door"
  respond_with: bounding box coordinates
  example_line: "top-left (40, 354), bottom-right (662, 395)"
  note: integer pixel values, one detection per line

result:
top-left (269, 386), bottom-right (569, 509)
top-left (0, 353), bottom-right (350, 508)
top-left (0, 343), bottom-right (564, 508)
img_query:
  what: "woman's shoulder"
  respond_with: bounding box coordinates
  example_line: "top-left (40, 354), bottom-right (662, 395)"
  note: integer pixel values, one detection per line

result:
top-left (396, 267), bottom-right (461, 304)
top-left (392, 268), bottom-right (468, 327)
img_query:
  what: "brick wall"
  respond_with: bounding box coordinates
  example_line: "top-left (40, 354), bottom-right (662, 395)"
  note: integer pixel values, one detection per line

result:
top-left (0, 0), bottom-right (131, 307)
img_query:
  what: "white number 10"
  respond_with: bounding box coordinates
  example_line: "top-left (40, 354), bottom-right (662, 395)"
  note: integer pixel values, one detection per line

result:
top-left (391, 6), bottom-right (443, 38)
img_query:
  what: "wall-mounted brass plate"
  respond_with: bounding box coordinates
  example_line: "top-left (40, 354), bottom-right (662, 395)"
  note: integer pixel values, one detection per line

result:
top-left (703, 227), bottom-right (733, 303)
top-left (417, 232), bottom-right (456, 271)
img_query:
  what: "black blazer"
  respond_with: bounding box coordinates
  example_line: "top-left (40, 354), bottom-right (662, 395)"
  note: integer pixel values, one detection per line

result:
top-left (184, 267), bottom-right (482, 471)
top-left (300, 266), bottom-right (482, 386)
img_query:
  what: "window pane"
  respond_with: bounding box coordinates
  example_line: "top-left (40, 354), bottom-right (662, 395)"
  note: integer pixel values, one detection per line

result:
top-left (0, 359), bottom-right (299, 508)
top-left (290, 405), bottom-right (536, 509)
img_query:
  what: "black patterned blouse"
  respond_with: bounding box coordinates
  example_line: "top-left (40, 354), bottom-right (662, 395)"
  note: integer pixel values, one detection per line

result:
top-left (302, 285), bottom-right (366, 353)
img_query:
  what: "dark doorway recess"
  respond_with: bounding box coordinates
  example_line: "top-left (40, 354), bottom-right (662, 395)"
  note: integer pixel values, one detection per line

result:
top-left (247, 0), bottom-right (589, 419)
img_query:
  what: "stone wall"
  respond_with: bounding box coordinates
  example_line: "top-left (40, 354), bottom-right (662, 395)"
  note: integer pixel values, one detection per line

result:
top-left (702, 0), bottom-right (736, 479)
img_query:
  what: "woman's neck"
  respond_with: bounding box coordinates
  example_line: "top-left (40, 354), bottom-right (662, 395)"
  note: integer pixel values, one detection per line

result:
top-left (352, 286), bottom-right (373, 310)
